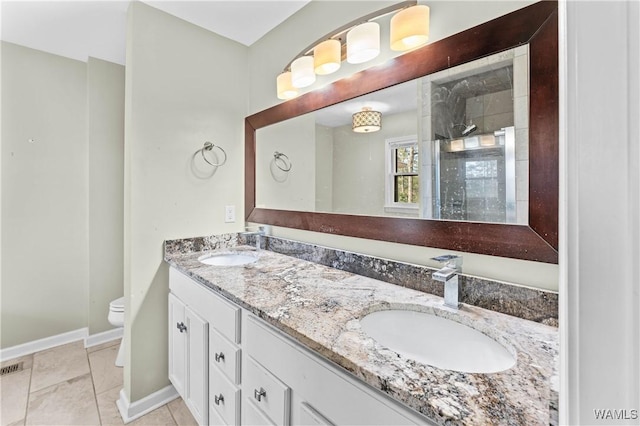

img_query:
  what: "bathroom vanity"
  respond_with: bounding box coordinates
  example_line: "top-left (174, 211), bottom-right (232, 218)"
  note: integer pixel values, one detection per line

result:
top-left (164, 234), bottom-right (558, 426)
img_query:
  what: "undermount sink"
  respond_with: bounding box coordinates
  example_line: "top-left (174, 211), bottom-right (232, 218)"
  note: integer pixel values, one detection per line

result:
top-left (198, 252), bottom-right (258, 266)
top-left (360, 309), bottom-right (516, 373)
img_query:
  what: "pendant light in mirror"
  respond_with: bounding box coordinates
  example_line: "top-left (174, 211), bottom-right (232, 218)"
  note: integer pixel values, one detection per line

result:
top-left (352, 107), bottom-right (382, 133)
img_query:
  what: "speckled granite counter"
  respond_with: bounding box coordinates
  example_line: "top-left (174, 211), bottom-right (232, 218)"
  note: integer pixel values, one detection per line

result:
top-left (164, 236), bottom-right (558, 425)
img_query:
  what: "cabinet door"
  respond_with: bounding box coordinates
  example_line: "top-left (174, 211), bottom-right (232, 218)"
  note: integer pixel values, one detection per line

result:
top-left (168, 293), bottom-right (186, 398)
top-left (185, 305), bottom-right (208, 426)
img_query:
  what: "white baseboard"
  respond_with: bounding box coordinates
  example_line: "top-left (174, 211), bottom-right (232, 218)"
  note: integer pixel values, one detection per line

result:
top-left (116, 385), bottom-right (179, 424)
top-left (0, 328), bottom-right (88, 362)
top-left (84, 327), bottom-right (123, 348)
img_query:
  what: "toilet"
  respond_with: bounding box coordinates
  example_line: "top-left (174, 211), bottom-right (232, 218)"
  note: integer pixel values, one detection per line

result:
top-left (108, 296), bottom-right (125, 367)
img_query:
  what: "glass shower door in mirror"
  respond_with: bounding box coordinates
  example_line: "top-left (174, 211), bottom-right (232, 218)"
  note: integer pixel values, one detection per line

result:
top-left (434, 127), bottom-right (516, 223)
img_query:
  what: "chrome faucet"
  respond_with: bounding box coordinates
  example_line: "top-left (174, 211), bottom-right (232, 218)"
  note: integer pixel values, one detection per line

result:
top-left (241, 226), bottom-right (266, 250)
top-left (431, 254), bottom-right (463, 310)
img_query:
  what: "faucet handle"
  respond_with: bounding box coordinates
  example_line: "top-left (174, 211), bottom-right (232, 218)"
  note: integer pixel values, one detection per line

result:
top-left (431, 254), bottom-right (463, 269)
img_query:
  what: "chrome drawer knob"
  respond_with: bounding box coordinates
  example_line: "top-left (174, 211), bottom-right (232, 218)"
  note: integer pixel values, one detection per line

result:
top-left (214, 394), bottom-right (224, 405)
top-left (214, 352), bottom-right (225, 362)
top-left (254, 387), bottom-right (266, 402)
top-left (176, 322), bottom-right (187, 333)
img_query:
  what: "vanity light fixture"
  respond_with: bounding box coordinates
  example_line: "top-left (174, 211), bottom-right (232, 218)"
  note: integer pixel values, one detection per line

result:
top-left (276, 71), bottom-right (298, 100)
top-left (347, 22), bottom-right (381, 64)
top-left (352, 107), bottom-right (382, 133)
top-left (390, 5), bottom-right (430, 51)
top-left (314, 39), bottom-right (341, 75)
top-left (291, 55), bottom-right (316, 88)
top-left (276, 1), bottom-right (429, 100)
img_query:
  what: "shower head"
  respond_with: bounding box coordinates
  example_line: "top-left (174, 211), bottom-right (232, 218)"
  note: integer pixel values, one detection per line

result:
top-left (461, 123), bottom-right (478, 136)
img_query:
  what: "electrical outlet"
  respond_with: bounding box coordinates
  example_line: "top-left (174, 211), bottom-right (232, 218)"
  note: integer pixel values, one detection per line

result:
top-left (224, 205), bottom-right (235, 223)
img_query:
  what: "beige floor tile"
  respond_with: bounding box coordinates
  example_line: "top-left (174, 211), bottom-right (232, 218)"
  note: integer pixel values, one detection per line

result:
top-left (129, 406), bottom-right (176, 426)
top-left (87, 339), bottom-right (121, 354)
top-left (88, 345), bottom-right (123, 394)
top-left (0, 369), bottom-right (31, 426)
top-left (95, 386), bottom-right (125, 426)
top-left (30, 341), bottom-right (90, 393)
top-left (26, 373), bottom-right (100, 426)
top-left (167, 398), bottom-right (197, 426)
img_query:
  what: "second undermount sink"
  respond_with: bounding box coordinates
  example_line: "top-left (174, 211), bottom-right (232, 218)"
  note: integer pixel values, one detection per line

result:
top-left (198, 252), bottom-right (258, 266)
top-left (360, 309), bottom-right (516, 373)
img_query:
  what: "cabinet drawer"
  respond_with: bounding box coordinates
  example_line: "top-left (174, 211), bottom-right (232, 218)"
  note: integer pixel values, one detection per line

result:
top-left (299, 402), bottom-right (335, 426)
top-left (210, 366), bottom-right (240, 426)
top-left (243, 355), bottom-right (291, 426)
top-left (243, 399), bottom-right (276, 426)
top-left (209, 402), bottom-right (227, 426)
top-left (210, 328), bottom-right (241, 385)
top-left (170, 267), bottom-right (241, 343)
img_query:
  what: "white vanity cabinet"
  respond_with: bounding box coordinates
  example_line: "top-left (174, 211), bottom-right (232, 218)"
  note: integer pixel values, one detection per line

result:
top-left (168, 293), bottom-right (208, 425)
top-left (169, 267), bottom-right (432, 426)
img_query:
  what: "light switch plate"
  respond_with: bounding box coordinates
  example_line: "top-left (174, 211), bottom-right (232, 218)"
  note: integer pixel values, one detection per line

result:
top-left (224, 205), bottom-right (235, 223)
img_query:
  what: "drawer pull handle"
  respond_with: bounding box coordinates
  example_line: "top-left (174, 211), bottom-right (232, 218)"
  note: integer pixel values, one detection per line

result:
top-left (254, 387), bottom-right (266, 402)
top-left (214, 394), bottom-right (224, 405)
top-left (214, 352), bottom-right (225, 362)
top-left (176, 322), bottom-right (187, 333)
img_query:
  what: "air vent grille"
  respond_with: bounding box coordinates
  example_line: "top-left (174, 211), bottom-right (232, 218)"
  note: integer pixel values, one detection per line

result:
top-left (0, 362), bottom-right (24, 376)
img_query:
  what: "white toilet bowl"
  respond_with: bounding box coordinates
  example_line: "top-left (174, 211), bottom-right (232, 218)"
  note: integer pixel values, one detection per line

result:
top-left (108, 296), bottom-right (125, 367)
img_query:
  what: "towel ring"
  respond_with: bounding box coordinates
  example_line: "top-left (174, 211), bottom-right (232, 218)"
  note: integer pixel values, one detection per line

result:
top-left (273, 151), bottom-right (292, 172)
top-left (200, 141), bottom-right (227, 167)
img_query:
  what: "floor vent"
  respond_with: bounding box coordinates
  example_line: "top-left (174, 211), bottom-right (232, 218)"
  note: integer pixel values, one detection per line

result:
top-left (0, 362), bottom-right (23, 376)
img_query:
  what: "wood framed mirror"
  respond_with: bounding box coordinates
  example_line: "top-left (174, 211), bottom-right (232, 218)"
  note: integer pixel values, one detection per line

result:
top-left (245, 1), bottom-right (558, 263)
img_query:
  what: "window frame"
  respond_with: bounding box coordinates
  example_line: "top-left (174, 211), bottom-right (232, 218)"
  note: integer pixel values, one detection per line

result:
top-left (384, 135), bottom-right (420, 213)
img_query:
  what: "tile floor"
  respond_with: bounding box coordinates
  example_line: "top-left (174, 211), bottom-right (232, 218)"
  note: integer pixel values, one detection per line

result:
top-left (0, 339), bottom-right (197, 426)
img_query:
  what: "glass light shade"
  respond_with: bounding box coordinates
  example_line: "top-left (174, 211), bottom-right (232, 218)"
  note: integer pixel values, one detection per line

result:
top-left (291, 56), bottom-right (316, 88)
top-left (314, 39), bottom-right (341, 75)
top-left (352, 107), bottom-right (382, 133)
top-left (347, 22), bottom-right (380, 64)
top-left (276, 71), bottom-right (298, 100)
top-left (480, 134), bottom-right (496, 146)
top-left (450, 139), bottom-right (464, 151)
top-left (390, 5), bottom-right (430, 51)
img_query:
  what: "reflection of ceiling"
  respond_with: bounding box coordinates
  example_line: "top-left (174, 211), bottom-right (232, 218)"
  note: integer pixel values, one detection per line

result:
top-left (314, 80), bottom-right (418, 128)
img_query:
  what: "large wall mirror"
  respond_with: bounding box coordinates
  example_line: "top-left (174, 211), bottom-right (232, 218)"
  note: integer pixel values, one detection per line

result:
top-left (246, 1), bottom-right (558, 263)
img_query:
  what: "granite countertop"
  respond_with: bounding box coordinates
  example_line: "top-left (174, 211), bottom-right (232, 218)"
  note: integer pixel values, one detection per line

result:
top-left (165, 243), bottom-right (558, 425)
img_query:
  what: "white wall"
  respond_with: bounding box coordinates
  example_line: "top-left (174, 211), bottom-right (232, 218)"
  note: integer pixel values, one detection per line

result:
top-left (247, 0), bottom-right (556, 291)
top-left (123, 2), bottom-right (247, 402)
top-left (563, 1), bottom-right (640, 423)
top-left (1, 42), bottom-right (89, 347)
top-left (87, 57), bottom-right (125, 334)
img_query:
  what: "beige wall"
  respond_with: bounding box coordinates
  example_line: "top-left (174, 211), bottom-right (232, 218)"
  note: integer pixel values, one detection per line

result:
top-left (1, 43), bottom-right (126, 349)
top-left (1, 42), bottom-right (89, 347)
top-left (248, 1), bottom-right (556, 291)
top-left (123, 2), bottom-right (248, 402)
top-left (255, 114), bottom-right (316, 211)
top-left (87, 58), bottom-right (125, 334)
top-left (332, 111), bottom-right (417, 217)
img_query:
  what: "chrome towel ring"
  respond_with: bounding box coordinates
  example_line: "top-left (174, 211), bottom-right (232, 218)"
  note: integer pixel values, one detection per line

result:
top-left (200, 141), bottom-right (227, 167)
top-left (273, 151), bottom-right (292, 172)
